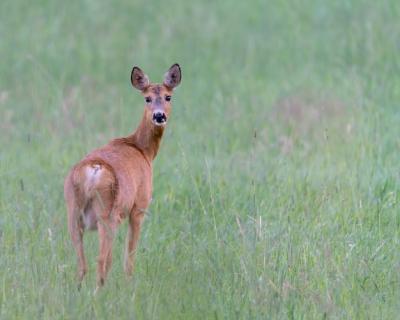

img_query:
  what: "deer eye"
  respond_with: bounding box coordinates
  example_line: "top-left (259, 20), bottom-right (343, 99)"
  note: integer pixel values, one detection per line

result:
top-left (165, 95), bottom-right (171, 102)
top-left (145, 97), bottom-right (152, 103)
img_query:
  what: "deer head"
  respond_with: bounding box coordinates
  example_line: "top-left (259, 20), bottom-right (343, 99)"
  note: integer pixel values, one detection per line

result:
top-left (131, 63), bottom-right (182, 127)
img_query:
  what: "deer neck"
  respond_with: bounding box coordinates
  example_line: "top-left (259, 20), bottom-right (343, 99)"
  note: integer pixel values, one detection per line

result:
top-left (128, 112), bottom-right (164, 162)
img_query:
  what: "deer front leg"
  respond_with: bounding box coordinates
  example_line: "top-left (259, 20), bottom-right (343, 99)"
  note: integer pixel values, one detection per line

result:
top-left (124, 210), bottom-right (145, 276)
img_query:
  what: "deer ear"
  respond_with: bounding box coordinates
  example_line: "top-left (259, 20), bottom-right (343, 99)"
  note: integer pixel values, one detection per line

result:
top-left (131, 66), bottom-right (150, 91)
top-left (163, 63), bottom-right (181, 89)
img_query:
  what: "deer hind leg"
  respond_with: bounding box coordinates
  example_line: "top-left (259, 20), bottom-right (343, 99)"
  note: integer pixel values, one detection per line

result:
top-left (96, 214), bottom-right (116, 287)
top-left (81, 163), bottom-right (117, 287)
top-left (124, 208), bottom-right (145, 276)
top-left (92, 186), bottom-right (117, 287)
top-left (66, 194), bottom-right (87, 286)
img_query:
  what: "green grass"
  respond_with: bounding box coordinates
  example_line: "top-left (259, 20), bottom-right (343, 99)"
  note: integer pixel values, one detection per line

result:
top-left (1, 0), bottom-right (400, 318)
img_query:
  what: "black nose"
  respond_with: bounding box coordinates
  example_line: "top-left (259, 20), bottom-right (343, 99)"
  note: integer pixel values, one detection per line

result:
top-left (153, 111), bottom-right (167, 124)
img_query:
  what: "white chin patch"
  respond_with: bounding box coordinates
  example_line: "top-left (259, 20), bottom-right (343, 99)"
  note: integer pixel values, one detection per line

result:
top-left (153, 120), bottom-right (167, 126)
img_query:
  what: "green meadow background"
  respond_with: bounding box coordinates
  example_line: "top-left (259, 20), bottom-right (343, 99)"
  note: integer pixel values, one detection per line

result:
top-left (1, 0), bottom-right (399, 318)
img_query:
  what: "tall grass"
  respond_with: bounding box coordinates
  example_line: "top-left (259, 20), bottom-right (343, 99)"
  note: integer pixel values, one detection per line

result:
top-left (0, 0), bottom-right (399, 318)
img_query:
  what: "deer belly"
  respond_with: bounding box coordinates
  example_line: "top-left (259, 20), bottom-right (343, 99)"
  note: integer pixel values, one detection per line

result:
top-left (83, 207), bottom-right (98, 231)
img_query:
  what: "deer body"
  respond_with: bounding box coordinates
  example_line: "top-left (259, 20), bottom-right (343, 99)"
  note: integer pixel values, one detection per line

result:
top-left (64, 64), bottom-right (181, 287)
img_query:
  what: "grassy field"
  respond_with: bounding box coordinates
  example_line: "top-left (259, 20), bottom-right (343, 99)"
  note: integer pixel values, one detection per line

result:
top-left (1, 0), bottom-right (399, 318)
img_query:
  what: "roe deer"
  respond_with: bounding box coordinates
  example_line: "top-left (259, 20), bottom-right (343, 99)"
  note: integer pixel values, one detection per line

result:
top-left (64, 64), bottom-right (181, 288)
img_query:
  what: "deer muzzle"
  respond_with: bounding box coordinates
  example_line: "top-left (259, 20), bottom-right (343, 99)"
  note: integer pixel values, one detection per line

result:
top-left (152, 110), bottom-right (167, 125)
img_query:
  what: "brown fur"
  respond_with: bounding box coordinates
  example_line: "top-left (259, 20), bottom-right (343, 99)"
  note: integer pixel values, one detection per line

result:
top-left (64, 64), bottom-right (181, 288)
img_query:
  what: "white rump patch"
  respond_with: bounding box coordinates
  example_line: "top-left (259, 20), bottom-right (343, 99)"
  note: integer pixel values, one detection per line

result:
top-left (85, 164), bottom-right (103, 188)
